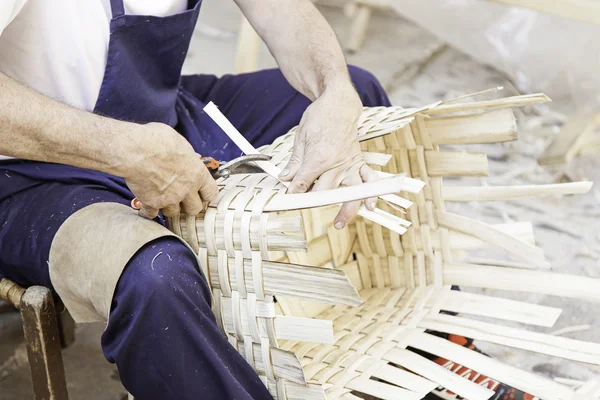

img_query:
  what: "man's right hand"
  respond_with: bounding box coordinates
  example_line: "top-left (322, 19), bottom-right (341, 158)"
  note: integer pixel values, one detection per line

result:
top-left (0, 72), bottom-right (218, 219)
top-left (123, 122), bottom-right (220, 219)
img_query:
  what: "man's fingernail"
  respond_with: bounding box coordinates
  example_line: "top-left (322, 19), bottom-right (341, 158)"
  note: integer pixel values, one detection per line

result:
top-left (334, 221), bottom-right (345, 230)
top-left (370, 201), bottom-right (376, 210)
top-left (280, 169), bottom-right (290, 177)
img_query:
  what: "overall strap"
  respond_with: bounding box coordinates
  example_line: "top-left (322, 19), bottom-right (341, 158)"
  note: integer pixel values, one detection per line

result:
top-left (109, 0), bottom-right (125, 18)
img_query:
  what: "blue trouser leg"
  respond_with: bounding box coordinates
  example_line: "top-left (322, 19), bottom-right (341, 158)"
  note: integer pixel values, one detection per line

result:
top-left (102, 237), bottom-right (272, 400)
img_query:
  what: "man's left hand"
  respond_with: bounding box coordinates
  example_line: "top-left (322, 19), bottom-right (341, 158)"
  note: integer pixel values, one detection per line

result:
top-left (279, 83), bottom-right (378, 229)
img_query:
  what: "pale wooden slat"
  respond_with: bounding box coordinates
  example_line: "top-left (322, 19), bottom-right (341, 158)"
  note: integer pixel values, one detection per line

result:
top-left (426, 108), bottom-right (517, 145)
top-left (444, 263), bottom-right (600, 303)
top-left (409, 150), bottom-right (489, 177)
top-left (424, 93), bottom-right (551, 115)
top-left (408, 332), bottom-right (579, 400)
top-left (208, 256), bottom-right (362, 306)
top-left (384, 348), bottom-right (495, 400)
top-left (437, 211), bottom-right (547, 266)
top-left (420, 314), bottom-right (600, 365)
top-left (440, 290), bottom-right (562, 327)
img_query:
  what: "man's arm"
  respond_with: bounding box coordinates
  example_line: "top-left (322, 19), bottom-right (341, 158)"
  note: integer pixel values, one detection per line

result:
top-left (234, 0), bottom-right (378, 228)
top-left (0, 72), bottom-right (218, 218)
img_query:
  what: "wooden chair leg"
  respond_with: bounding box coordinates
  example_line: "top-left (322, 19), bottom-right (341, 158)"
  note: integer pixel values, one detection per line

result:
top-left (20, 286), bottom-right (69, 400)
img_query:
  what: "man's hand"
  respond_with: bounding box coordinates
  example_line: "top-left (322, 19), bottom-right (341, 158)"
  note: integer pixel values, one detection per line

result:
top-left (123, 123), bottom-right (220, 219)
top-left (279, 84), bottom-right (378, 229)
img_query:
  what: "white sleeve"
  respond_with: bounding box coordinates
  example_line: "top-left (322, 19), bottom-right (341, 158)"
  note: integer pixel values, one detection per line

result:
top-left (0, 0), bottom-right (28, 36)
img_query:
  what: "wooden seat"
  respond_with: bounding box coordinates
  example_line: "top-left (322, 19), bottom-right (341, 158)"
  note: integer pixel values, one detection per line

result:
top-left (0, 278), bottom-right (74, 400)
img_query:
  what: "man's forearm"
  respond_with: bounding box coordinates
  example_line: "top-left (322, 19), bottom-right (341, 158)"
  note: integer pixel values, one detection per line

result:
top-left (235, 0), bottom-right (356, 101)
top-left (0, 72), bottom-right (143, 177)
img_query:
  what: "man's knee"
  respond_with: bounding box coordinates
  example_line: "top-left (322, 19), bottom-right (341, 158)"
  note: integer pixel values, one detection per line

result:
top-left (347, 65), bottom-right (391, 107)
top-left (117, 237), bottom-right (212, 307)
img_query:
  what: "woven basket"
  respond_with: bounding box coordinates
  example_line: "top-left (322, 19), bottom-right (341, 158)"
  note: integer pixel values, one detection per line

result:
top-left (168, 93), bottom-right (600, 400)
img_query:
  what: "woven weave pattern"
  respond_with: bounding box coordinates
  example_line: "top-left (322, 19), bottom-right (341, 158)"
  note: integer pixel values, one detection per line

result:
top-left (170, 93), bottom-right (600, 400)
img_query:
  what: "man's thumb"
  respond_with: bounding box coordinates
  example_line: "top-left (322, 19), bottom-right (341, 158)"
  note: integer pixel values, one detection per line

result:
top-left (279, 145), bottom-right (303, 182)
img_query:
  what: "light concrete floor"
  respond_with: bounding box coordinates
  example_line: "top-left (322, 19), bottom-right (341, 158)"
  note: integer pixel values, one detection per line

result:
top-left (1, 1), bottom-right (599, 398)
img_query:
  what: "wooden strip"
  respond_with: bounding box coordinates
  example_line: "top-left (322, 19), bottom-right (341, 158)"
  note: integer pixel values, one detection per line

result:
top-left (362, 152), bottom-right (393, 166)
top-left (420, 314), bottom-right (600, 365)
top-left (208, 256), bottom-right (363, 306)
top-left (444, 263), bottom-right (600, 303)
top-left (426, 109), bottom-right (517, 145)
top-left (204, 102), bottom-right (282, 178)
top-left (409, 151), bottom-right (489, 177)
top-left (345, 378), bottom-right (422, 400)
top-left (424, 93), bottom-right (551, 115)
top-left (439, 86), bottom-right (505, 104)
top-left (443, 182), bottom-right (593, 201)
top-left (408, 332), bottom-right (578, 400)
top-left (284, 383), bottom-right (326, 400)
top-left (440, 290), bottom-right (562, 327)
top-left (372, 364), bottom-right (438, 395)
top-left (446, 222), bottom-right (535, 250)
top-left (273, 316), bottom-right (333, 344)
top-left (385, 348), bottom-right (495, 400)
top-left (437, 211), bottom-right (547, 266)
top-left (256, 346), bottom-right (306, 384)
top-left (263, 175), bottom-right (408, 212)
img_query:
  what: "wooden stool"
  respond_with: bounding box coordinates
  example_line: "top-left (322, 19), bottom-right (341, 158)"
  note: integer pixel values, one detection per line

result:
top-left (0, 278), bottom-right (73, 400)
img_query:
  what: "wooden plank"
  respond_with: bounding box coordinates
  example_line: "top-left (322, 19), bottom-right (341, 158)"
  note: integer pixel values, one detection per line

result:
top-left (440, 290), bottom-right (562, 327)
top-left (409, 151), bottom-right (489, 177)
top-left (426, 109), bottom-right (517, 145)
top-left (444, 263), bottom-right (600, 303)
top-left (488, 0), bottom-right (600, 25)
top-left (443, 181), bottom-right (593, 202)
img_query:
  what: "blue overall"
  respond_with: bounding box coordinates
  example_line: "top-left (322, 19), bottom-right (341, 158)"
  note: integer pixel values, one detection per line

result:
top-left (0, 0), bottom-right (391, 398)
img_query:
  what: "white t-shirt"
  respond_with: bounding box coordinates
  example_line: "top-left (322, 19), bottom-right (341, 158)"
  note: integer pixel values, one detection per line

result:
top-left (0, 0), bottom-right (188, 160)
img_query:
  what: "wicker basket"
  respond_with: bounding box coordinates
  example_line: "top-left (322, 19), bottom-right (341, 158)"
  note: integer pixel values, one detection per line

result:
top-left (168, 93), bottom-right (600, 400)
